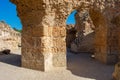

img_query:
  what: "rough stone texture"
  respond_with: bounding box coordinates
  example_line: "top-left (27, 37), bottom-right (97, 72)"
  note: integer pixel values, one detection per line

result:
top-left (10, 0), bottom-right (67, 71)
top-left (0, 21), bottom-right (21, 52)
top-left (112, 14), bottom-right (120, 80)
top-left (11, 0), bottom-right (120, 75)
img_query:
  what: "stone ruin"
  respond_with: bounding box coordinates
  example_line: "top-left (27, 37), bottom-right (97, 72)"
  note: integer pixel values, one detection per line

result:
top-left (10, 0), bottom-right (120, 79)
top-left (67, 11), bottom-right (95, 53)
top-left (0, 21), bottom-right (21, 53)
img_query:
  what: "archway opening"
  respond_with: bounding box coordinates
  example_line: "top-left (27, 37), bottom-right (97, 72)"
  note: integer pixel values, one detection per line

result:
top-left (66, 10), bottom-right (95, 54)
top-left (66, 10), bottom-right (77, 48)
top-left (65, 8), bottom-right (115, 80)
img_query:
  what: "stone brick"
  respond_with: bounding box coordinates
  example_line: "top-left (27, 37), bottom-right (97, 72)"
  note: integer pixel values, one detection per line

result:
top-left (11, 0), bottom-right (120, 76)
top-left (53, 53), bottom-right (66, 67)
top-left (32, 27), bottom-right (43, 37)
top-left (52, 27), bottom-right (60, 37)
top-left (60, 27), bottom-right (66, 37)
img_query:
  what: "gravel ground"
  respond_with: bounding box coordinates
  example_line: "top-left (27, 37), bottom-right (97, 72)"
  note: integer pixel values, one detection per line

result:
top-left (0, 51), bottom-right (114, 80)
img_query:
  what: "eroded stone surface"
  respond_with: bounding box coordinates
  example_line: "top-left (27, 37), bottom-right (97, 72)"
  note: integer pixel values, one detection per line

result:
top-left (11, 0), bottom-right (120, 76)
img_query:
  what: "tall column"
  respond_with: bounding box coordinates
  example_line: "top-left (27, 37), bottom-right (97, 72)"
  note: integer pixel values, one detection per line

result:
top-left (113, 30), bottom-right (120, 80)
top-left (21, 13), bottom-right (54, 71)
top-left (112, 14), bottom-right (120, 80)
top-left (89, 9), bottom-right (117, 64)
top-left (52, 27), bottom-right (66, 68)
top-left (11, 0), bottom-right (67, 71)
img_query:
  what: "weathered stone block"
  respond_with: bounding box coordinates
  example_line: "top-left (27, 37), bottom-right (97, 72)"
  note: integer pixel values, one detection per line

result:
top-left (53, 52), bottom-right (66, 67)
top-left (43, 27), bottom-right (53, 37)
top-left (53, 37), bottom-right (66, 48)
top-left (60, 27), bottom-right (66, 37)
top-left (22, 59), bottom-right (44, 71)
top-left (52, 27), bottom-right (60, 37)
top-left (32, 27), bottom-right (43, 37)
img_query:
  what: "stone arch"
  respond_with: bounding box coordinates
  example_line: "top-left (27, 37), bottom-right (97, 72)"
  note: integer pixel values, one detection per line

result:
top-left (10, 0), bottom-right (120, 74)
top-left (10, 0), bottom-right (68, 71)
top-left (65, 2), bottom-right (113, 64)
top-left (89, 8), bottom-right (110, 63)
top-left (66, 1), bottom-right (119, 64)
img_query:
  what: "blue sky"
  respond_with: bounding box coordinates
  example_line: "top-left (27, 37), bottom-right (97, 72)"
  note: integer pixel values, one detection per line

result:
top-left (0, 0), bottom-right (22, 30)
top-left (66, 10), bottom-right (76, 24)
top-left (0, 0), bottom-right (76, 30)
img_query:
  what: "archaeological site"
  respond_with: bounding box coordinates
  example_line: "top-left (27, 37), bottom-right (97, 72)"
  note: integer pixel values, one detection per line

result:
top-left (0, 21), bottom-right (21, 53)
top-left (0, 0), bottom-right (120, 80)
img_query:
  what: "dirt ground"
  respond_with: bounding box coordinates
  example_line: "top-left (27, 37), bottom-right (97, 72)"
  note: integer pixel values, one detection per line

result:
top-left (0, 50), bottom-right (114, 80)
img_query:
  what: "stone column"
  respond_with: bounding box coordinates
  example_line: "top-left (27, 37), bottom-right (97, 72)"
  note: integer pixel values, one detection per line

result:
top-left (11, 0), bottom-right (67, 71)
top-left (95, 22), bottom-right (109, 64)
top-left (112, 30), bottom-right (120, 79)
top-left (52, 27), bottom-right (66, 69)
top-left (112, 14), bottom-right (120, 80)
top-left (89, 9), bottom-right (114, 64)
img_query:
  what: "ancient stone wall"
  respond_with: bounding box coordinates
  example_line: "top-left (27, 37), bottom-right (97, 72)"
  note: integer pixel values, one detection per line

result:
top-left (11, 0), bottom-right (120, 76)
top-left (11, 0), bottom-right (67, 71)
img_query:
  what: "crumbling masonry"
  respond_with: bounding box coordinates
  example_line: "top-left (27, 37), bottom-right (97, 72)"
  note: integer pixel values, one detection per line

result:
top-left (11, 0), bottom-right (120, 79)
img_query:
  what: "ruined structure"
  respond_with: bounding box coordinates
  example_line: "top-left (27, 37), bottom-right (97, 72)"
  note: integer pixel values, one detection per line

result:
top-left (70, 11), bottom-right (95, 53)
top-left (10, 0), bottom-right (120, 79)
top-left (0, 21), bottom-right (21, 52)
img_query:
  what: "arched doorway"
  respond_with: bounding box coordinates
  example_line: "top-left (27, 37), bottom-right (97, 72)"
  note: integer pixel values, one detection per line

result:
top-left (10, 2), bottom-right (120, 80)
